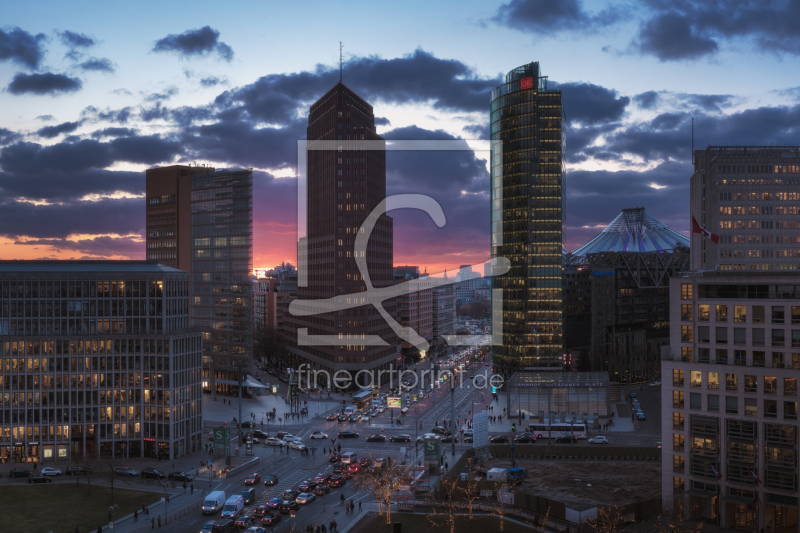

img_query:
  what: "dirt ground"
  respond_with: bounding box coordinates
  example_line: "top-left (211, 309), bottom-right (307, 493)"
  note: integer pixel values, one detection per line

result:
top-left (484, 457), bottom-right (661, 510)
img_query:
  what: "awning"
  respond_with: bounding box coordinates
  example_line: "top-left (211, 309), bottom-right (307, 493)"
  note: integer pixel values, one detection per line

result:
top-left (685, 489), bottom-right (717, 498)
top-left (722, 495), bottom-right (756, 505)
top-left (766, 494), bottom-right (799, 509)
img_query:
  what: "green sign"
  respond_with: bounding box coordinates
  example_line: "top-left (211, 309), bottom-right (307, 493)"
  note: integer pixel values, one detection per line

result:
top-left (423, 437), bottom-right (440, 461)
top-left (214, 427), bottom-right (231, 450)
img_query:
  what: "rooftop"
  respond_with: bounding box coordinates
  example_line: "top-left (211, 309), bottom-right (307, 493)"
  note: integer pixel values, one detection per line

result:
top-left (0, 260), bottom-right (184, 274)
top-left (508, 372), bottom-right (610, 387)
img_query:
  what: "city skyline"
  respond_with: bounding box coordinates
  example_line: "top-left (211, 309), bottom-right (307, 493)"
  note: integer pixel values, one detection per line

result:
top-left (1, 1), bottom-right (800, 274)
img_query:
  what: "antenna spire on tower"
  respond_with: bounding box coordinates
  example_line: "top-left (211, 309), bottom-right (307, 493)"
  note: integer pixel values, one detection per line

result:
top-left (339, 41), bottom-right (343, 82)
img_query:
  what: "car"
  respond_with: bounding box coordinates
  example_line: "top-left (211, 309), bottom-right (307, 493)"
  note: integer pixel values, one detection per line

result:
top-left (309, 431), bottom-right (328, 439)
top-left (313, 484), bottom-right (330, 496)
top-left (464, 436), bottom-right (473, 443)
top-left (485, 362), bottom-right (490, 366)
top-left (246, 527), bottom-right (267, 533)
top-left (337, 414), bottom-right (349, 421)
top-left (245, 473), bottom-right (261, 485)
top-left (141, 468), bottom-right (166, 479)
top-left (329, 475), bottom-right (346, 488)
top-left (366, 434), bottom-right (386, 443)
top-left (265, 498), bottom-right (283, 510)
top-left (338, 431), bottom-right (359, 439)
top-left (629, 391), bottom-right (637, 399)
top-left (252, 505), bottom-right (268, 518)
top-left (66, 466), bottom-right (91, 476)
top-left (555, 435), bottom-right (578, 443)
top-left (431, 427), bottom-right (451, 436)
top-left (296, 493), bottom-right (316, 504)
top-left (114, 467), bottom-right (138, 477)
top-left (168, 471), bottom-right (194, 482)
top-left (440, 435), bottom-right (460, 443)
top-left (359, 458), bottom-right (373, 468)
top-left (389, 434), bottom-right (411, 443)
top-left (314, 473), bottom-right (332, 484)
top-left (201, 521), bottom-right (217, 533)
top-left (332, 463), bottom-right (344, 475)
top-left (649, 381), bottom-right (661, 387)
top-left (298, 480), bottom-right (317, 492)
top-left (263, 474), bottom-right (279, 486)
top-left (252, 430), bottom-right (269, 439)
top-left (341, 469), bottom-right (354, 480)
top-left (282, 435), bottom-right (301, 443)
top-left (347, 463), bottom-right (360, 473)
top-left (28, 474), bottom-right (52, 484)
top-left (349, 414), bottom-right (362, 422)
top-left (289, 441), bottom-right (306, 451)
top-left (463, 430), bottom-right (474, 437)
top-left (235, 516), bottom-right (255, 528)
top-left (241, 421), bottom-right (253, 428)
top-left (329, 453), bottom-right (341, 463)
top-left (326, 413), bottom-right (338, 421)
top-left (368, 410), bottom-right (378, 418)
top-left (489, 435), bottom-right (509, 444)
top-left (417, 433), bottom-right (439, 443)
top-left (264, 438), bottom-right (285, 447)
top-left (40, 467), bottom-right (61, 476)
top-left (376, 406), bottom-right (386, 413)
top-left (637, 412), bottom-right (647, 421)
top-left (589, 436), bottom-right (609, 444)
top-left (281, 489), bottom-right (300, 501)
top-left (515, 433), bottom-right (537, 444)
top-left (261, 513), bottom-right (281, 526)
top-left (8, 468), bottom-right (30, 479)
top-left (278, 500), bottom-right (299, 514)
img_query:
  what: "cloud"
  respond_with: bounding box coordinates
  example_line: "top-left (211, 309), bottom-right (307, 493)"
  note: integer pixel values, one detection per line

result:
top-left (633, 90), bottom-right (660, 109)
top-left (90, 127), bottom-right (138, 138)
top-left (462, 123), bottom-right (488, 139)
top-left (493, 0), bottom-right (623, 34)
top-left (7, 72), bottom-right (82, 95)
top-left (633, 90), bottom-right (736, 112)
top-left (36, 121), bottom-right (82, 139)
top-left (15, 235), bottom-right (144, 258)
top-left (77, 57), bottom-right (115, 73)
top-left (0, 128), bottom-right (20, 146)
top-left (634, 11), bottom-right (717, 61)
top-left (144, 87), bottom-right (178, 102)
top-left (0, 27), bottom-right (46, 68)
top-left (36, 114), bottom-right (55, 121)
top-left (82, 105), bottom-right (133, 124)
top-left (152, 26), bottom-right (234, 62)
top-left (374, 116), bottom-right (391, 127)
top-left (200, 76), bottom-right (227, 87)
top-left (776, 86), bottom-right (800, 101)
top-left (111, 88), bottom-right (132, 96)
top-left (58, 30), bottom-right (96, 48)
top-left (551, 81), bottom-right (629, 124)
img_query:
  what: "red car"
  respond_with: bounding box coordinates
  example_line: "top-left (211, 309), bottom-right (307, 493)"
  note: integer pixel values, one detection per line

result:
top-left (245, 473), bottom-right (260, 485)
top-left (348, 463), bottom-right (360, 473)
top-left (298, 480), bottom-right (317, 492)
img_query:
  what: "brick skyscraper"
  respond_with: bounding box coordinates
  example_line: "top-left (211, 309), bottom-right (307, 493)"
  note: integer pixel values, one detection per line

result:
top-left (285, 82), bottom-right (399, 389)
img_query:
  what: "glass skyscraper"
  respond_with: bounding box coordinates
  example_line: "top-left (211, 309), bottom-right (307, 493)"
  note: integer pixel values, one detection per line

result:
top-left (490, 62), bottom-right (564, 373)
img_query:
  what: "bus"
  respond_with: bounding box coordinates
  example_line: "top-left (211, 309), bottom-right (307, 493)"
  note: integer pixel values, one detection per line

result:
top-left (527, 422), bottom-right (588, 440)
top-left (353, 389), bottom-right (375, 409)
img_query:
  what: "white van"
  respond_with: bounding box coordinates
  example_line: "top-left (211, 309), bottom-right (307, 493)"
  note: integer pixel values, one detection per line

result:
top-left (202, 490), bottom-right (226, 515)
top-left (341, 452), bottom-right (358, 464)
top-left (221, 494), bottom-right (244, 519)
top-left (344, 405), bottom-right (358, 416)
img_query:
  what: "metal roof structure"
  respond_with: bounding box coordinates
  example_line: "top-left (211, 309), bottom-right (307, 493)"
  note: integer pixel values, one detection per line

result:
top-left (0, 260), bottom-right (184, 273)
top-left (567, 207), bottom-right (689, 261)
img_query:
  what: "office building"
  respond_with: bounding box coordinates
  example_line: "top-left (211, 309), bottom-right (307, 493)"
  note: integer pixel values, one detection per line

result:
top-left (432, 283), bottom-right (455, 342)
top-left (490, 61), bottom-right (563, 373)
top-left (394, 266), bottom-right (433, 361)
top-left (455, 265), bottom-right (482, 306)
top-left (663, 271), bottom-right (799, 531)
top-left (0, 261), bottom-right (203, 463)
top-left (691, 145), bottom-right (800, 271)
top-left (284, 82), bottom-right (399, 389)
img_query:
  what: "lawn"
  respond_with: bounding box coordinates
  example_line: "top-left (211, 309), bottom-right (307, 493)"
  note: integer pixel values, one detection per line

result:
top-left (0, 482), bottom-right (158, 532)
top-left (351, 511), bottom-right (537, 533)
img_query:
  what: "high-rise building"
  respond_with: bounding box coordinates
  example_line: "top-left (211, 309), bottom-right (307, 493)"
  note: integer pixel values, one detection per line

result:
top-left (455, 265), bottom-right (482, 306)
top-left (146, 166), bottom-right (253, 394)
top-left (0, 261), bottom-right (203, 463)
top-left (490, 62), bottom-right (564, 372)
top-left (284, 82), bottom-right (399, 389)
top-left (432, 283), bottom-right (455, 341)
top-left (662, 271), bottom-right (799, 530)
top-left (692, 145), bottom-right (800, 271)
top-left (394, 266), bottom-right (433, 361)
top-left (145, 165), bottom-right (215, 269)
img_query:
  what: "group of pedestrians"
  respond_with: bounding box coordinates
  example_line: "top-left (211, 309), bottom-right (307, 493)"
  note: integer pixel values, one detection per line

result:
top-left (304, 518), bottom-right (338, 533)
top-left (343, 497), bottom-right (361, 515)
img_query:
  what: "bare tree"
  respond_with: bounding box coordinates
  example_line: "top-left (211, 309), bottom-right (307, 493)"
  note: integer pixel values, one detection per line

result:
top-left (90, 455), bottom-right (127, 505)
top-left (353, 457), bottom-right (407, 524)
top-left (457, 475), bottom-right (482, 520)
top-left (426, 477), bottom-right (459, 533)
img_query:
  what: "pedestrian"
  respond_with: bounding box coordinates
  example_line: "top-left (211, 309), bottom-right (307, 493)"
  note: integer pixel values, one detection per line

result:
top-left (33, 461), bottom-right (37, 471)
top-left (134, 510), bottom-right (139, 522)
top-left (445, 461), bottom-right (448, 471)
top-left (151, 517), bottom-right (155, 529)
top-left (332, 519), bottom-right (338, 532)
top-left (191, 484), bottom-right (194, 494)
top-left (358, 501), bottom-right (362, 511)
top-left (75, 527), bottom-right (79, 533)
top-left (97, 526), bottom-right (102, 533)
top-left (143, 503), bottom-right (147, 514)
top-left (157, 516), bottom-right (161, 527)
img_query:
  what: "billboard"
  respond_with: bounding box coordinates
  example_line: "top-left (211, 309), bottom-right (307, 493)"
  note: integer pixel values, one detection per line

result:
top-left (387, 396), bottom-right (402, 408)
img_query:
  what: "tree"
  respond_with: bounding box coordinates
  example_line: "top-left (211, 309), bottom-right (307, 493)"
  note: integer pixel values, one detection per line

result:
top-left (353, 457), bottom-right (407, 524)
top-left (255, 325), bottom-right (285, 365)
top-left (427, 477), bottom-right (459, 533)
top-left (90, 455), bottom-right (127, 505)
top-left (457, 475), bottom-right (482, 520)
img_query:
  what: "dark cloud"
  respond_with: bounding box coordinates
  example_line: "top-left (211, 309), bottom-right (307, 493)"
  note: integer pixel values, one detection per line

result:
top-left (462, 123), bottom-right (488, 139)
top-left (152, 26), bottom-right (234, 62)
top-left (0, 128), bottom-right (20, 146)
top-left (633, 90), bottom-right (660, 109)
top-left (494, 0), bottom-right (623, 34)
top-left (200, 76), bottom-right (226, 87)
top-left (90, 127), bottom-right (138, 138)
top-left (374, 116), bottom-right (391, 127)
top-left (0, 27), bottom-right (46, 68)
top-left (634, 1), bottom-right (800, 61)
top-left (58, 30), bottom-right (96, 48)
top-left (680, 93), bottom-right (735, 113)
top-left (82, 105), bottom-right (133, 124)
top-left (144, 87), bottom-right (178, 102)
top-left (551, 81), bottom-right (629, 124)
top-left (36, 121), bottom-right (82, 139)
top-left (633, 90), bottom-right (735, 112)
top-left (7, 72), bottom-right (82, 95)
top-left (77, 57), bottom-right (115, 73)
top-left (109, 135), bottom-right (181, 165)
top-left (140, 103), bottom-right (170, 122)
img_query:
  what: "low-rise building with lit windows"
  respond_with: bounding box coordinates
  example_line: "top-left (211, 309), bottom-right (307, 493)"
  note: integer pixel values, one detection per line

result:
top-left (0, 261), bottom-right (203, 463)
top-left (662, 271), bottom-right (799, 532)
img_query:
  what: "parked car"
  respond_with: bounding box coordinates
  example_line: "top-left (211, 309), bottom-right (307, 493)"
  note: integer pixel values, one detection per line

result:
top-left (337, 431), bottom-right (359, 439)
top-left (141, 468), bottom-right (166, 479)
top-left (168, 471), bottom-right (194, 482)
top-left (389, 434), bottom-right (410, 442)
top-left (66, 466), bottom-right (91, 476)
top-left (40, 467), bottom-right (61, 476)
top-left (588, 436), bottom-right (609, 444)
top-left (114, 467), bottom-right (138, 477)
top-left (648, 381), bottom-right (661, 387)
top-left (309, 431), bottom-right (328, 439)
top-left (296, 493), bottom-right (316, 505)
top-left (9, 468), bottom-right (31, 478)
top-left (366, 434), bottom-right (386, 443)
top-left (637, 412), bottom-right (647, 421)
top-left (28, 474), bottom-right (53, 484)
top-left (263, 474), bottom-right (279, 486)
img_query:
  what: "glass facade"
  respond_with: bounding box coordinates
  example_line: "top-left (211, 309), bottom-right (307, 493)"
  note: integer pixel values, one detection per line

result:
top-left (190, 169), bottom-right (254, 391)
top-left (507, 372), bottom-right (610, 418)
top-left (490, 62), bottom-right (564, 372)
top-left (0, 262), bottom-right (203, 462)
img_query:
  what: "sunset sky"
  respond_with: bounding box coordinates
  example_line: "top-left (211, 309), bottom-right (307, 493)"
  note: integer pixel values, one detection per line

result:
top-left (2, 1), bottom-right (800, 275)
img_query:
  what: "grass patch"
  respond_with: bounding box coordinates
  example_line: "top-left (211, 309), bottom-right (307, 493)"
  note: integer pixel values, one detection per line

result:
top-left (0, 482), bottom-right (159, 532)
top-left (351, 511), bottom-right (536, 533)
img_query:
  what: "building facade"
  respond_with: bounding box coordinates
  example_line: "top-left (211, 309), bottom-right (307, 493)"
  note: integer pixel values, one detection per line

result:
top-left (284, 82), bottom-right (399, 389)
top-left (0, 261), bottom-right (203, 463)
top-left (394, 266), bottom-right (433, 361)
top-left (663, 271), bottom-right (799, 532)
top-left (490, 61), bottom-right (564, 373)
top-left (432, 283), bottom-right (455, 342)
top-left (691, 145), bottom-right (800, 271)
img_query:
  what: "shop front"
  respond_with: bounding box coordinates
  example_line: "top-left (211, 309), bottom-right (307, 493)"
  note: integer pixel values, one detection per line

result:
top-left (766, 494), bottom-right (799, 533)
top-left (723, 490), bottom-right (758, 531)
top-left (686, 485), bottom-right (719, 525)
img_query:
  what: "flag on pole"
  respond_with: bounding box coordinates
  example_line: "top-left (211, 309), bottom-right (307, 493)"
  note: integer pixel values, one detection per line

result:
top-left (747, 468), bottom-right (762, 485)
top-left (711, 465), bottom-right (722, 479)
top-left (692, 216), bottom-right (720, 244)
